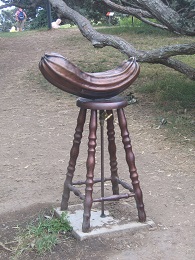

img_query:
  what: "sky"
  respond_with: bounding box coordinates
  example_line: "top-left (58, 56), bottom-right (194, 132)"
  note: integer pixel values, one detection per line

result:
top-left (0, 1), bottom-right (14, 8)
top-left (0, 1), bottom-right (15, 11)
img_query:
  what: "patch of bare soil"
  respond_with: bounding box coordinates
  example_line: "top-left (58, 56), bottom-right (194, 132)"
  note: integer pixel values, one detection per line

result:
top-left (0, 29), bottom-right (194, 260)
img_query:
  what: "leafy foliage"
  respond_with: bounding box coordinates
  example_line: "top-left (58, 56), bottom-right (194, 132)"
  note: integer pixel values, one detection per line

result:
top-left (28, 9), bottom-right (47, 30)
top-left (0, 9), bottom-right (16, 32)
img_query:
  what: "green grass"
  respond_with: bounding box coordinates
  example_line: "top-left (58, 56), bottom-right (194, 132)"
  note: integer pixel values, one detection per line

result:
top-left (138, 76), bottom-right (195, 110)
top-left (12, 211), bottom-right (72, 259)
top-left (0, 31), bottom-right (21, 38)
top-left (97, 21), bottom-right (173, 37)
top-left (136, 71), bottom-right (195, 144)
top-left (60, 24), bottom-right (76, 29)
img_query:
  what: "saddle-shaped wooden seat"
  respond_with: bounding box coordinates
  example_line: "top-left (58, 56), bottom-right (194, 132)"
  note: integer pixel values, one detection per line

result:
top-left (39, 53), bottom-right (140, 99)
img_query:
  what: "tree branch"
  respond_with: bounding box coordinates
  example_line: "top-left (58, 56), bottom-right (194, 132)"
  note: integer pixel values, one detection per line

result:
top-left (139, 43), bottom-right (195, 61)
top-left (103, 0), bottom-right (195, 35)
top-left (102, 0), bottom-right (152, 18)
top-left (102, 0), bottom-right (168, 30)
top-left (135, 0), bottom-right (195, 35)
top-left (159, 58), bottom-right (195, 80)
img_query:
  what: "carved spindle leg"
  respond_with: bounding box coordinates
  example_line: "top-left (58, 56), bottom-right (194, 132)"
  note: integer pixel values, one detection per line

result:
top-left (106, 110), bottom-right (119, 195)
top-left (117, 108), bottom-right (146, 222)
top-left (61, 108), bottom-right (87, 210)
top-left (82, 109), bottom-right (97, 232)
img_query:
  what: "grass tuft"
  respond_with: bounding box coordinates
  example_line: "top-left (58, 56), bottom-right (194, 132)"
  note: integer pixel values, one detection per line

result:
top-left (12, 211), bottom-right (72, 259)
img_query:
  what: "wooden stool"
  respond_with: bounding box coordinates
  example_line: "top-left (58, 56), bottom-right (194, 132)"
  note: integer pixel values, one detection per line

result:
top-left (61, 96), bottom-right (146, 232)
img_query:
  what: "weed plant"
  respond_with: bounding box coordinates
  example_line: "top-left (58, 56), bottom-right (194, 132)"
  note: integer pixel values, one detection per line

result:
top-left (12, 211), bottom-right (72, 259)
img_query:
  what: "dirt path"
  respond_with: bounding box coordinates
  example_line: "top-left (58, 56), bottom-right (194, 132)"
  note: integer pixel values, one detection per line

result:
top-left (0, 29), bottom-right (194, 260)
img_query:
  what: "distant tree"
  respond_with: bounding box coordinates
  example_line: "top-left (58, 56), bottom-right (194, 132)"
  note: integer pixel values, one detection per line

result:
top-left (29, 8), bottom-right (47, 30)
top-left (0, 0), bottom-right (61, 30)
top-left (0, 9), bottom-right (15, 31)
top-left (0, 0), bottom-right (109, 24)
top-left (0, 0), bottom-right (44, 23)
top-left (29, 7), bottom-right (60, 30)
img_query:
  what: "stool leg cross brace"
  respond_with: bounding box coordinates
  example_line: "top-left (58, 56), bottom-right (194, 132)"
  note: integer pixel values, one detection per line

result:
top-left (61, 97), bottom-right (146, 233)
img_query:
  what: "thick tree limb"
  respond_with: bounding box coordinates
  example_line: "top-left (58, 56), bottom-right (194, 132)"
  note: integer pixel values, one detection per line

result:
top-left (159, 58), bottom-right (195, 80)
top-left (139, 44), bottom-right (195, 61)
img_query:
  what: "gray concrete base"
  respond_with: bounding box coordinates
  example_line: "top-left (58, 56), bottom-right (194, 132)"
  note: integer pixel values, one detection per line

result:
top-left (54, 204), bottom-right (156, 241)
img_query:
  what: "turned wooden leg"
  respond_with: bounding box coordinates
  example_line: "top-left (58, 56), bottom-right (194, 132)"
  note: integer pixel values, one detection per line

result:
top-left (106, 110), bottom-right (119, 195)
top-left (117, 108), bottom-right (146, 222)
top-left (61, 108), bottom-right (86, 210)
top-left (82, 109), bottom-right (97, 232)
